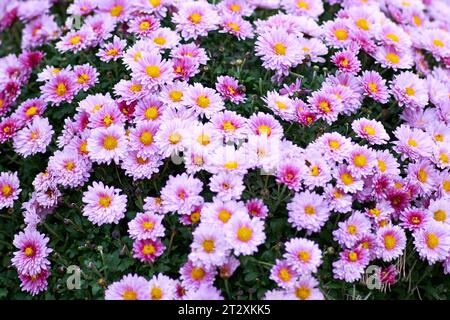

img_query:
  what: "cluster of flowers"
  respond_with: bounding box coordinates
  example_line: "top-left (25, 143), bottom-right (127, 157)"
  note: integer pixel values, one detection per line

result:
top-left (0, 0), bottom-right (449, 300)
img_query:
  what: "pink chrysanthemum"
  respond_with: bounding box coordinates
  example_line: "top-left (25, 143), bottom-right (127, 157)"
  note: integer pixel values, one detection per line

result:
top-left (413, 222), bottom-right (450, 264)
top-left (40, 70), bottom-right (78, 106)
top-left (97, 36), bottom-right (127, 62)
top-left (390, 71), bottom-right (428, 109)
top-left (13, 98), bottom-right (46, 123)
top-left (11, 229), bottom-right (52, 276)
top-left (216, 76), bottom-right (246, 104)
top-left (283, 237), bottom-right (322, 275)
top-left (148, 273), bottom-right (178, 300)
top-left (81, 181), bottom-right (127, 226)
top-left (13, 117), bottom-right (53, 157)
top-left (270, 259), bottom-right (298, 288)
top-left (131, 52), bottom-right (174, 90)
top-left (375, 224), bottom-right (407, 262)
top-left (287, 190), bottom-right (330, 233)
top-left (128, 212), bottom-right (165, 241)
top-left (86, 125), bottom-right (127, 165)
top-left (393, 124), bottom-right (434, 161)
top-left (180, 260), bottom-right (217, 290)
top-left (56, 26), bottom-right (95, 53)
top-left (160, 173), bottom-right (203, 215)
top-left (219, 14), bottom-right (254, 40)
top-left (47, 149), bottom-right (92, 188)
top-left (286, 275), bottom-right (325, 300)
top-left (0, 171), bottom-right (21, 209)
top-left (333, 212), bottom-right (372, 248)
top-left (133, 238), bottom-right (165, 263)
top-left (225, 212), bottom-right (266, 256)
top-left (105, 274), bottom-right (149, 300)
top-left (209, 172), bottom-right (245, 202)
top-left (359, 70), bottom-right (390, 104)
top-left (18, 267), bottom-right (50, 296)
top-left (172, 1), bottom-right (219, 40)
top-left (73, 64), bottom-right (99, 91)
top-left (332, 248), bottom-right (370, 283)
top-left (185, 83), bottom-right (225, 119)
top-left (352, 118), bottom-right (389, 145)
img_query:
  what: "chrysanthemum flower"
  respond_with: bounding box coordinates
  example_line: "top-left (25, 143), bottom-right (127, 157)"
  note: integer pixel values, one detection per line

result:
top-left (98, 0), bottom-right (131, 21)
top-left (209, 172), bottom-right (245, 202)
top-left (323, 18), bottom-right (353, 48)
top-left (131, 52), bottom-right (174, 90)
top-left (255, 28), bottom-right (304, 76)
top-left (263, 90), bottom-right (296, 121)
top-left (218, 0), bottom-right (255, 16)
top-left (374, 150), bottom-right (400, 177)
top-left (407, 160), bottom-right (438, 195)
top-left (375, 224), bottom-right (406, 262)
top-left (148, 273), bottom-right (178, 300)
top-left (346, 145), bottom-right (377, 178)
top-left (128, 212), bottom-right (165, 241)
top-left (334, 165), bottom-right (364, 194)
top-left (286, 275), bottom-right (324, 300)
top-left (373, 45), bottom-right (413, 70)
top-left (86, 125), bottom-right (127, 165)
top-left (47, 149), bottom-right (92, 188)
top-left (11, 229), bottom-right (52, 276)
top-left (183, 284), bottom-right (224, 300)
top-left (160, 173), bottom-right (203, 215)
top-left (209, 144), bottom-right (250, 175)
top-left (189, 223), bottom-right (230, 267)
top-left (13, 117), bottom-right (53, 158)
top-left (307, 90), bottom-right (343, 124)
top-left (180, 260), bottom-right (217, 290)
top-left (219, 14), bottom-right (254, 40)
top-left (352, 118), bottom-right (389, 145)
top-left (73, 64), bottom-right (99, 91)
top-left (40, 70), bottom-right (78, 106)
top-left (400, 208), bottom-right (429, 231)
top-left (270, 259), bottom-right (298, 288)
top-left (390, 71), bottom-right (428, 109)
top-left (184, 83), bottom-right (224, 119)
top-left (332, 248), bottom-right (370, 283)
top-left (333, 212), bottom-right (372, 248)
top-left (81, 181), bottom-right (127, 226)
top-left (0, 171), bottom-right (21, 209)
top-left (133, 238), bottom-right (165, 263)
top-left (18, 267), bottom-right (50, 296)
top-left (215, 76), bottom-right (246, 104)
top-left (210, 110), bottom-right (248, 143)
top-left (105, 274), bottom-right (149, 300)
top-left (393, 124), bottom-right (434, 161)
top-left (128, 14), bottom-right (160, 38)
top-left (225, 211), bottom-right (266, 256)
top-left (172, 1), bottom-right (219, 40)
top-left (359, 70), bottom-right (390, 103)
top-left (287, 190), bottom-right (330, 233)
top-left (13, 98), bottom-right (46, 123)
top-left (324, 184), bottom-right (353, 214)
top-left (97, 36), bottom-right (127, 62)
top-left (248, 112), bottom-right (283, 140)
top-left (315, 132), bottom-right (352, 163)
top-left (56, 26), bottom-right (95, 53)
top-left (284, 237), bottom-right (322, 274)
top-left (428, 198), bottom-right (450, 226)
top-left (331, 49), bottom-right (361, 74)
top-left (149, 27), bottom-right (180, 51)
top-left (413, 222), bottom-right (450, 264)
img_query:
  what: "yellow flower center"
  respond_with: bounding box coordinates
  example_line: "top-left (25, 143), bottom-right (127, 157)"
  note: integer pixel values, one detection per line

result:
top-left (297, 250), bottom-right (310, 262)
top-left (368, 82), bottom-right (378, 93)
top-left (142, 221), bottom-right (154, 230)
top-left (70, 35), bottom-right (81, 45)
top-left (218, 209), bottom-right (231, 223)
top-left (318, 101), bottom-right (331, 113)
top-left (191, 267), bottom-right (205, 280)
top-left (24, 246), bottom-right (34, 257)
top-left (103, 135), bottom-right (118, 150)
top-left (417, 169), bottom-right (427, 183)
top-left (223, 121), bottom-right (236, 131)
top-left (353, 154), bottom-right (368, 167)
top-left (130, 83), bottom-right (142, 93)
top-left (196, 95), bottom-right (210, 108)
top-left (197, 134), bottom-right (210, 146)
top-left (440, 153), bottom-right (449, 164)
top-left (65, 161), bottom-right (75, 171)
top-left (142, 244), bottom-right (156, 255)
top-left (276, 101), bottom-right (287, 110)
top-left (151, 287), bottom-right (163, 300)
top-left (55, 83), bottom-right (67, 96)
top-left (433, 39), bottom-right (444, 48)
top-left (237, 226), bottom-right (253, 242)
top-left (295, 286), bottom-right (311, 300)
top-left (123, 290), bottom-right (137, 300)
top-left (334, 29), bottom-right (348, 41)
top-left (258, 125), bottom-right (271, 136)
top-left (139, 21), bottom-right (150, 31)
top-left (169, 132), bottom-right (181, 144)
top-left (139, 131), bottom-right (154, 146)
top-left (224, 161), bottom-right (238, 170)
top-left (304, 205), bottom-right (315, 215)
top-left (189, 13), bottom-right (202, 24)
top-left (149, 0), bottom-right (161, 7)
top-left (202, 239), bottom-right (215, 253)
top-left (377, 160), bottom-right (387, 172)
top-left (230, 3), bottom-right (241, 12)
top-left (408, 138), bottom-right (417, 147)
top-left (144, 106), bottom-right (158, 120)
top-left (80, 141), bottom-right (88, 154)
top-left (443, 180), bottom-right (450, 192)
top-left (169, 90), bottom-right (183, 102)
top-left (363, 125), bottom-right (376, 135)
top-left (426, 233), bottom-right (439, 249)
top-left (273, 43), bottom-right (287, 55)
top-left (77, 73), bottom-right (90, 85)
top-left (386, 33), bottom-right (399, 42)
top-left (279, 268), bottom-right (292, 282)
top-left (98, 195), bottom-right (111, 208)
top-left (146, 65), bottom-right (161, 78)
top-left (341, 173), bottom-right (354, 186)
top-left (434, 210), bottom-right (446, 222)
top-left (1, 184), bottom-right (12, 197)
top-left (386, 53), bottom-right (400, 64)
top-left (413, 15), bottom-right (422, 26)
top-left (110, 5), bottom-right (123, 17)
top-left (191, 211), bottom-right (201, 222)
top-left (348, 251), bottom-right (358, 262)
top-left (226, 22), bottom-right (240, 32)
top-left (154, 37), bottom-right (166, 45)
top-left (435, 134), bottom-right (444, 142)
top-left (328, 140), bottom-right (340, 150)
top-left (297, 1), bottom-right (309, 9)
top-left (384, 235), bottom-right (396, 250)
top-left (347, 225), bottom-right (357, 235)
top-left (405, 87), bottom-right (415, 96)
top-left (356, 18), bottom-right (370, 31)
